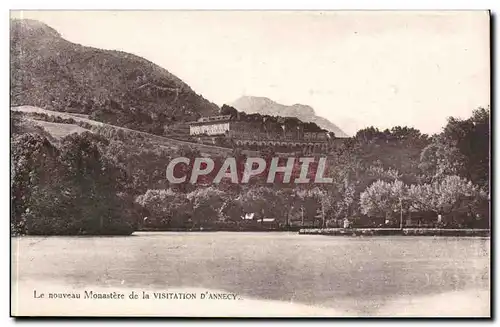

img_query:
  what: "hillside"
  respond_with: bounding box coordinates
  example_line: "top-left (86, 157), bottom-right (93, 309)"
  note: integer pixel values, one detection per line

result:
top-left (10, 19), bottom-right (219, 135)
top-left (11, 106), bottom-right (259, 157)
top-left (27, 120), bottom-right (91, 139)
top-left (230, 96), bottom-right (349, 138)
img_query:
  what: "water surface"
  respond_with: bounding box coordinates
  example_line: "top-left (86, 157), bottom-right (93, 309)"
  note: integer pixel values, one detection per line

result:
top-left (11, 232), bottom-right (490, 316)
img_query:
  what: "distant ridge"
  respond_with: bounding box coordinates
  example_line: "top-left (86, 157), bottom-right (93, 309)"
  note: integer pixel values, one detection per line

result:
top-left (230, 96), bottom-right (349, 137)
top-left (10, 19), bottom-right (219, 134)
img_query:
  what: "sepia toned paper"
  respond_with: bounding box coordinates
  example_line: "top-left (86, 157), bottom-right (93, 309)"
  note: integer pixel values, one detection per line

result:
top-left (10, 10), bottom-right (490, 318)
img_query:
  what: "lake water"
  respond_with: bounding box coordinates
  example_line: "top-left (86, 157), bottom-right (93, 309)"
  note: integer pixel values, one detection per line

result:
top-left (11, 232), bottom-right (490, 317)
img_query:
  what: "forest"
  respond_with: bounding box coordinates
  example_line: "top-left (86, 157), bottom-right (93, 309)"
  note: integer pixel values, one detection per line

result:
top-left (10, 107), bottom-right (490, 235)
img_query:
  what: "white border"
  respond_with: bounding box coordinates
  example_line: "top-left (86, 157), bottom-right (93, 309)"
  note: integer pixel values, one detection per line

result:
top-left (3, 0), bottom-right (499, 10)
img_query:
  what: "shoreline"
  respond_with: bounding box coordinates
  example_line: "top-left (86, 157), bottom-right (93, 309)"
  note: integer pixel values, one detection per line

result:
top-left (11, 228), bottom-right (491, 237)
top-left (298, 228), bottom-right (490, 237)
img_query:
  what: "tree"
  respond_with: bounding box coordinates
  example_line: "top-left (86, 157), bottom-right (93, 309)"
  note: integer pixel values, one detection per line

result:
top-left (238, 187), bottom-right (292, 225)
top-left (135, 189), bottom-right (191, 228)
top-left (58, 132), bottom-right (135, 234)
top-left (11, 133), bottom-right (62, 234)
top-left (220, 193), bottom-right (244, 222)
top-left (187, 187), bottom-right (226, 227)
top-left (359, 180), bottom-right (407, 225)
top-left (407, 175), bottom-right (488, 226)
top-left (419, 136), bottom-right (466, 182)
top-left (220, 104), bottom-right (238, 118)
top-left (11, 131), bottom-right (136, 235)
top-left (355, 126), bottom-right (386, 143)
top-left (420, 107), bottom-right (490, 189)
top-left (295, 187), bottom-right (334, 228)
top-left (328, 179), bottom-right (356, 222)
top-left (240, 187), bottom-right (274, 219)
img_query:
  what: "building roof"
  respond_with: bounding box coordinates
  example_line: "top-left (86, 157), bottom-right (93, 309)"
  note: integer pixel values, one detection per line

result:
top-left (188, 115), bottom-right (232, 125)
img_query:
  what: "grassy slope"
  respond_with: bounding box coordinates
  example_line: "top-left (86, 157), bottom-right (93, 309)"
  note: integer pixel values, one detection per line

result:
top-left (11, 106), bottom-right (253, 157)
top-left (27, 120), bottom-right (91, 139)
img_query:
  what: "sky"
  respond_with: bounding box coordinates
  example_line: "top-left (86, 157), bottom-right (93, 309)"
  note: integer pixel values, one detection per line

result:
top-left (11, 11), bottom-right (490, 135)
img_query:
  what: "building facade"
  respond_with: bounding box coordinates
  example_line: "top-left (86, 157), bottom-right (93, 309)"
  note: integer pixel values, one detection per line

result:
top-left (188, 115), bottom-right (333, 153)
top-left (189, 115), bottom-right (232, 136)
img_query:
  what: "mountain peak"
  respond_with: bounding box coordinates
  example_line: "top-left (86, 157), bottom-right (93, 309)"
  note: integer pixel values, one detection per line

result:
top-left (230, 96), bottom-right (348, 137)
top-left (11, 19), bottom-right (61, 39)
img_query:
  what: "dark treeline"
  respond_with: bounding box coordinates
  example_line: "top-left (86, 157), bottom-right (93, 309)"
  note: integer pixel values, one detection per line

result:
top-left (11, 128), bottom-right (136, 235)
top-left (221, 104), bottom-right (328, 133)
top-left (11, 107), bottom-right (490, 235)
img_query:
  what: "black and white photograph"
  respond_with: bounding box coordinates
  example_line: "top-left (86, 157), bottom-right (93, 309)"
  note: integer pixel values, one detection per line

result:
top-left (9, 10), bottom-right (491, 317)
